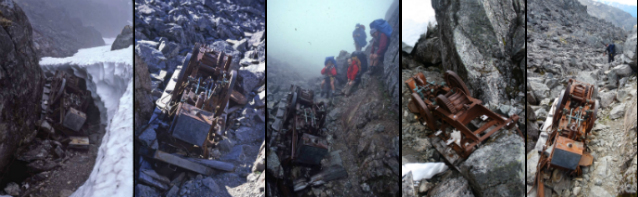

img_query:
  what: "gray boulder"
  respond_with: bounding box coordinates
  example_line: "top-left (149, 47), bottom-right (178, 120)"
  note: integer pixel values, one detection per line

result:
top-left (612, 64), bottom-right (634, 78)
top-left (599, 91), bottom-right (616, 109)
top-left (459, 131), bottom-right (524, 197)
top-left (135, 42), bottom-right (167, 73)
top-left (609, 103), bottom-right (626, 119)
top-left (413, 24), bottom-right (442, 66)
top-left (429, 172), bottom-right (475, 197)
top-left (623, 25), bottom-right (637, 72)
top-left (238, 62), bottom-right (265, 95)
top-left (158, 40), bottom-right (180, 59)
top-left (529, 81), bottom-right (550, 101)
top-left (111, 25), bottom-right (133, 50)
top-left (433, 0), bottom-right (526, 106)
top-left (0, 0), bottom-right (44, 173)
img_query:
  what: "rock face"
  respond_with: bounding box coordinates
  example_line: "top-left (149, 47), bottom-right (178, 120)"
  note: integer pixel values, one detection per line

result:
top-left (111, 25), bottom-right (133, 50)
top-left (412, 23), bottom-right (442, 66)
top-left (459, 132), bottom-right (525, 197)
top-left (0, 0), bottom-right (43, 175)
top-left (432, 0), bottom-right (526, 107)
top-left (576, 0), bottom-right (637, 32)
top-left (623, 26), bottom-right (637, 72)
top-left (429, 172), bottom-right (475, 197)
top-left (381, 0), bottom-right (400, 110)
top-left (134, 54), bottom-right (154, 132)
top-left (15, 0), bottom-right (104, 58)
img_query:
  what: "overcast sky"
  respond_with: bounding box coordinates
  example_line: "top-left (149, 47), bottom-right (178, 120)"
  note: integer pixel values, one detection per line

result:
top-left (402, 0), bottom-right (436, 48)
top-left (267, 0), bottom-right (394, 76)
top-left (597, 0), bottom-right (637, 6)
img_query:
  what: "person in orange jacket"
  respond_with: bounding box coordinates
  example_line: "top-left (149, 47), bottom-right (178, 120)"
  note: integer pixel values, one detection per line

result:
top-left (321, 56), bottom-right (338, 97)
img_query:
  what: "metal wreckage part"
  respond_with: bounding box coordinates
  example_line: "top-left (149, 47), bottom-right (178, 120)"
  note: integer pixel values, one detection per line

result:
top-left (138, 45), bottom-right (246, 174)
top-left (532, 79), bottom-right (597, 197)
top-left (405, 70), bottom-right (524, 162)
top-left (41, 70), bottom-right (91, 147)
top-left (268, 85), bottom-right (347, 196)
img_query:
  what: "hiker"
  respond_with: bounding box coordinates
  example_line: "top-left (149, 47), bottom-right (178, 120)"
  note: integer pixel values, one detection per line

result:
top-left (605, 43), bottom-right (616, 63)
top-left (321, 56), bottom-right (338, 98)
top-left (353, 24), bottom-right (367, 52)
top-left (342, 55), bottom-right (361, 96)
top-left (369, 19), bottom-right (393, 73)
top-left (351, 51), bottom-right (368, 83)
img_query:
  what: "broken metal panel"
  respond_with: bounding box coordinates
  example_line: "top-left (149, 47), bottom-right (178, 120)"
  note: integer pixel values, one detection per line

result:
top-left (294, 134), bottom-right (328, 166)
top-left (550, 136), bottom-right (583, 170)
top-left (170, 103), bottom-right (214, 146)
top-left (62, 107), bottom-right (86, 132)
top-left (68, 136), bottom-right (89, 150)
top-left (152, 150), bottom-right (214, 175)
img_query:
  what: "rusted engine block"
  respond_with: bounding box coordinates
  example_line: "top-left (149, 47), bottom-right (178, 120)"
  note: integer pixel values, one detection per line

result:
top-left (533, 79), bottom-right (598, 197)
top-left (45, 70), bottom-right (90, 136)
top-left (405, 71), bottom-right (522, 159)
top-left (167, 45), bottom-right (238, 157)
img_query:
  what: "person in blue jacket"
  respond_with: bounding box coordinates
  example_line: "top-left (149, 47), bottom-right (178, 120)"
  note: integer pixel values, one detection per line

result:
top-left (605, 43), bottom-right (616, 63)
top-left (353, 24), bottom-right (367, 51)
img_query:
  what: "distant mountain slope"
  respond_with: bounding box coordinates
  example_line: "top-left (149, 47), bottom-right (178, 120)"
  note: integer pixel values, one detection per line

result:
top-left (597, 0), bottom-right (638, 17)
top-left (578, 0), bottom-right (637, 31)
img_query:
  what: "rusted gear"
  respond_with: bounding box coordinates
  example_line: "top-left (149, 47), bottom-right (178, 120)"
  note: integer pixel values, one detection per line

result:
top-left (445, 70), bottom-right (470, 96)
top-left (412, 93), bottom-right (436, 131)
top-left (436, 94), bottom-right (457, 114)
top-left (408, 100), bottom-right (420, 114)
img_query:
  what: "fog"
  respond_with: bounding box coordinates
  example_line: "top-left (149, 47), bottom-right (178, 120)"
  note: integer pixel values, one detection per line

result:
top-left (267, 0), bottom-right (394, 77)
top-left (38, 0), bottom-right (133, 37)
top-left (402, 0), bottom-right (436, 49)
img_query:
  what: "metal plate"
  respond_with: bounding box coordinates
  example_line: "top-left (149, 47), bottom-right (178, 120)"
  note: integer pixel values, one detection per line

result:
top-left (294, 134), bottom-right (328, 166)
top-left (69, 136), bottom-right (89, 149)
top-left (153, 150), bottom-right (213, 175)
top-left (171, 103), bottom-right (214, 146)
top-left (62, 107), bottom-right (86, 132)
top-left (551, 137), bottom-right (583, 170)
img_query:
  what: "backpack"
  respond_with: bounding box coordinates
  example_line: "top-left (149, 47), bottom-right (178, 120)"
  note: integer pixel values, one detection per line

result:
top-left (369, 19), bottom-right (393, 37)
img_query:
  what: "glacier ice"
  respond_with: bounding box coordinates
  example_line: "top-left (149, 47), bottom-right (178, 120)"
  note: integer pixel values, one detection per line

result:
top-left (40, 44), bottom-right (133, 197)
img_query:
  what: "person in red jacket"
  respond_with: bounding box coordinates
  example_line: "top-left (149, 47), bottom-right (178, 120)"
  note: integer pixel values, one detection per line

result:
top-left (343, 56), bottom-right (361, 96)
top-left (321, 57), bottom-right (338, 97)
top-left (369, 28), bottom-right (389, 72)
top-left (347, 56), bottom-right (360, 86)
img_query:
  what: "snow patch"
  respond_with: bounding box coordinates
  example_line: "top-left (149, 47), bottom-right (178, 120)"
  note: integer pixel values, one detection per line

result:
top-left (39, 45), bottom-right (133, 197)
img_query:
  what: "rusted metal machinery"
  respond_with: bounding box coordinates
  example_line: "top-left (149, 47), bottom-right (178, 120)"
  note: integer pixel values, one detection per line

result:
top-left (405, 71), bottom-right (523, 159)
top-left (44, 70), bottom-right (91, 136)
top-left (533, 79), bottom-right (597, 197)
top-left (167, 45), bottom-right (238, 158)
top-left (268, 85), bottom-right (344, 195)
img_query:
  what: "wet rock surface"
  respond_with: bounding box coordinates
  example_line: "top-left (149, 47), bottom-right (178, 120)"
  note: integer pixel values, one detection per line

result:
top-left (111, 25), bottom-right (133, 51)
top-left (0, 0), bottom-right (43, 182)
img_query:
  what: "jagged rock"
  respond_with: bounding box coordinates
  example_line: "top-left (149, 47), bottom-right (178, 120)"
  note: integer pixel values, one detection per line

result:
top-left (534, 108), bottom-right (548, 121)
top-left (267, 148), bottom-right (284, 178)
top-left (577, 0), bottom-right (637, 31)
top-left (221, 145), bottom-right (252, 162)
top-left (0, 0), bottom-right (44, 172)
top-left (459, 131), bottom-right (524, 197)
top-left (413, 27), bottom-right (441, 66)
top-left (433, 0), bottom-right (525, 107)
top-left (429, 172), bottom-right (474, 197)
top-left (252, 141), bottom-right (265, 172)
top-left (111, 25), bottom-right (133, 50)
top-left (526, 151), bottom-right (540, 184)
top-left (381, 0), bottom-right (401, 111)
top-left (135, 184), bottom-right (160, 196)
top-left (609, 103), bottom-right (626, 119)
top-left (623, 26), bottom-right (637, 71)
top-left (402, 172), bottom-right (416, 197)
top-left (135, 42), bottom-right (167, 73)
top-left (238, 62), bottom-right (265, 95)
top-left (134, 54), bottom-right (154, 133)
top-left (529, 81), bottom-right (550, 101)
top-left (158, 40), bottom-right (180, 59)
